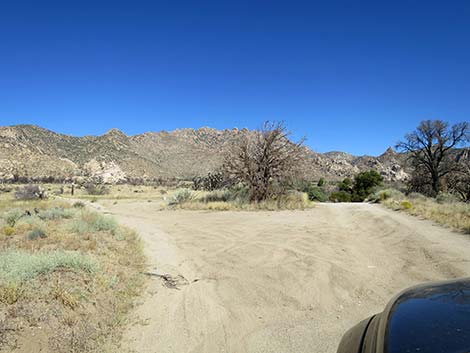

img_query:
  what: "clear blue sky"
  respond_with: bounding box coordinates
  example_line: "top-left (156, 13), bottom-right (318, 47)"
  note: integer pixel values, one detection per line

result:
top-left (1, 1), bottom-right (469, 155)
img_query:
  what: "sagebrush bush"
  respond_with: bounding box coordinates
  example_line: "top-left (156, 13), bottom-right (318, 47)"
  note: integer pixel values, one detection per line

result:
top-left (27, 228), bottom-right (47, 240)
top-left (71, 211), bottom-right (118, 235)
top-left (0, 250), bottom-right (96, 284)
top-left (15, 215), bottom-right (46, 231)
top-left (168, 188), bottom-right (194, 206)
top-left (2, 208), bottom-right (24, 227)
top-left (199, 189), bottom-right (233, 203)
top-left (38, 207), bottom-right (75, 220)
top-left (197, 186), bottom-right (251, 205)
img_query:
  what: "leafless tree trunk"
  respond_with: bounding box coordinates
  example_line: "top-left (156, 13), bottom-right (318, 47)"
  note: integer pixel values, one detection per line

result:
top-left (396, 120), bottom-right (470, 196)
top-left (223, 121), bottom-right (305, 202)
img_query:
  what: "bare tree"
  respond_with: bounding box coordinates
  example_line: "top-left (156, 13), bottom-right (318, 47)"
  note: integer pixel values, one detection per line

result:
top-left (224, 121), bottom-right (305, 202)
top-left (396, 120), bottom-right (470, 196)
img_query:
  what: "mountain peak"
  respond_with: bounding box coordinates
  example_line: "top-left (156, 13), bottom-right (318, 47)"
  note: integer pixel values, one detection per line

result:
top-left (381, 147), bottom-right (397, 156)
top-left (104, 128), bottom-right (127, 137)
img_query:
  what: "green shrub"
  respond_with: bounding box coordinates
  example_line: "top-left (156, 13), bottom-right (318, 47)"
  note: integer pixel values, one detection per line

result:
top-left (0, 250), bottom-right (96, 284)
top-left (27, 228), bottom-right (47, 240)
top-left (72, 201), bottom-right (85, 209)
top-left (168, 189), bottom-right (194, 206)
top-left (307, 186), bottom-right (328, 202)
top-left (352, 170), bottom-right (384, 202)
top-left (329, 191), bottom-right (352, 203)
top-left (15, 215), bottom-right (46, 229)
top-left (71, 211), bottom-right (118, 235)
top-left (317, 178), bottom-right (325, 187)
top-left (2, 208), bottom-right (24, 227)
top-left (339, 178), bottom-right (353, 192)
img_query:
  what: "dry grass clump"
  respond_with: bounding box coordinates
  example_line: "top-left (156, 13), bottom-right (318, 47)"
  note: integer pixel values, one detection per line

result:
top-left (382, 191), bottom-right (470, 233)
top-left (0, 198), bottom-right (145, 353)
top-left (168, 187), bottom-right (312, 211)
top-left (70, 211), bottom-right (118, 235)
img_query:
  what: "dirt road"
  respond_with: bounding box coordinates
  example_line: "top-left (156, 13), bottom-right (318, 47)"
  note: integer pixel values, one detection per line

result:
top-left (102, 202), bottom-right (470, 353)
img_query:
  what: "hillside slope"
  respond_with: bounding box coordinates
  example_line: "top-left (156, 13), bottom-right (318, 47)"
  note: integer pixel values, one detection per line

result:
top-left (0, 124), bottom-right (410, 183)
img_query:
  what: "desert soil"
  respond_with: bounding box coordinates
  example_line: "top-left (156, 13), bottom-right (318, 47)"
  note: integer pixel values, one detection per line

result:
top-left (100, 201), bottom-right (470, 353)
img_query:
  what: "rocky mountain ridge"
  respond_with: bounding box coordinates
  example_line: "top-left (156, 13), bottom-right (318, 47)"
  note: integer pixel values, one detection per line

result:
top-left (0, 124), bottom-right (410, 183)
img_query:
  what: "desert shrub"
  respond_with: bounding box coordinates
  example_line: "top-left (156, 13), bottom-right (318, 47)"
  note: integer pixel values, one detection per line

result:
top-left (339, 178), bottom-right (353, 192)
top-left (368, 188), bottom-right (405, 203)
top-left (307, 186), bottom-right (328, 202)
top-left (72, 201), bottom-right (85, 209)
top-left (84, 183), bottom-right (110, 196)
top-left (436, 192), bottom-right (460, 204)
top-left (2, 208), bottom-right (24, 226)
top-left (0, 283), bottom-right (24, 304)
top-left (2, 226), bottom-right (15, 236)
top-left (255, 191), bottom-right (309, 210)
top-left (228, 184), bottom-right (251, 204)
top-left (0, 249), bottom-right (96, 284)
top-left (15, 215), bottom-right (46, 230)
top-left (168, 188), bottom-right (194, 206)
top-left (317, 178), bottom-right (325, 187)
top-left (401, 200), bottom-right (413, 210)
top-left (27, 228), bottom-right (47, 240)
top-left (351, 170), bottom-right (384, 202)
top-left (198, 186), bottom-right (252, 205)
top-left (329, 191), bottom-right (352, 203)
top-left (199, 189), bottom-right (233, 203)
top-left (15, 185), bottom-right (47, 200)
top-left (407, 192), bottom-right (428, 201)
top-left (71, 211), bottom-right (118, 235)
top-left (192, 172), bottom-right (225, 191)
top-left (38, 207), bottom-right (75, 220)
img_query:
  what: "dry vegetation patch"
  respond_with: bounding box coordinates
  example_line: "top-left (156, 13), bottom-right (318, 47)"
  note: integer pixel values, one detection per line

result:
top-left (167, 188), bottom-right (313, 211)
top-left (381, 192), bottom-right (470, 234)
top-left (0, 197), bottom-right (145, 352)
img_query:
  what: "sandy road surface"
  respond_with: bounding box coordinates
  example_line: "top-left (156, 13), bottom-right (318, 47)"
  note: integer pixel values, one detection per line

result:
top-left (101, 202), bottom-right (470, 353)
